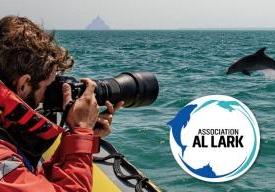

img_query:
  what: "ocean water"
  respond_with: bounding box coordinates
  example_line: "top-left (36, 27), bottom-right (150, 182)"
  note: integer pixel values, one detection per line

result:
top-left (55, 30), bottom-right (275, 192)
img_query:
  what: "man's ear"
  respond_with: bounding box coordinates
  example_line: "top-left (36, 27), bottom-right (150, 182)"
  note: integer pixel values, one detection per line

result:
top-left (16, 74), bottom-right (32, 98)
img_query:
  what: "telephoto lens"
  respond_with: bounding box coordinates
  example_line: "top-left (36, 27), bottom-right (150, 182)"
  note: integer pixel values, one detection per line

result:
top-left (43, 72), bottom-right (159, 112)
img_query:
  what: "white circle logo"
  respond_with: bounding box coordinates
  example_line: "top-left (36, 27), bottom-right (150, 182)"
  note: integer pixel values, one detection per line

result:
top-left (168, 95), bottom-right (260, 182)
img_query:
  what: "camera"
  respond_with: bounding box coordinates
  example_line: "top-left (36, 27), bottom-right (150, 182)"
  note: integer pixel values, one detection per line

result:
top-left (43, 72), bottom-right (159, 111)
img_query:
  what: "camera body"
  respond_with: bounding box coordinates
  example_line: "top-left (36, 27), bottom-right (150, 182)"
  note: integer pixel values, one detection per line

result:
top-left (43, 72), bottom-right (159, 112)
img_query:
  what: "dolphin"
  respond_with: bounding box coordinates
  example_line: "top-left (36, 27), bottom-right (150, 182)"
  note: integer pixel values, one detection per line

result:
top-left (227, 47), bottom-right (275, 76)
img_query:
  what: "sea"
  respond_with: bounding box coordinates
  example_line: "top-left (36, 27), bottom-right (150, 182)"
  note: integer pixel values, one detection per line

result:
top-left (55, 30), bottom-right (275, 192)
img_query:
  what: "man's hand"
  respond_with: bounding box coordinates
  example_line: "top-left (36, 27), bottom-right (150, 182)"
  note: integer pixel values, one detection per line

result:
top-left (62, 78), bottom-right (99, 129)
top-left (94, 100), bottom-right (124, 137)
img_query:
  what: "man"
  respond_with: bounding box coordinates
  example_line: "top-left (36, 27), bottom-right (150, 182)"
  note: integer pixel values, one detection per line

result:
top-left (0, 16), bottom-right (123, 191)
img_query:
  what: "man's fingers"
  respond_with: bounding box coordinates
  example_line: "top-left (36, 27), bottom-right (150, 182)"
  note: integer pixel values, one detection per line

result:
top-left (62, 83), bottom-right (72, 110)
top-left (114, 101), bottom-right (124, 112)
top-left (95, 117), bottom-right (111, 137)
top-left (97, 117), bottom-right (110, 127)
top-left (93, 100), bottom-right (123, 138)
top-left (80, 78), bottom-right (96, 98)
top-left (102, 100), bottom-right (124, 115)
top-left (105, 101), bottom-right (114, 114)
top-left (99, 113), bottom-right (113, 123)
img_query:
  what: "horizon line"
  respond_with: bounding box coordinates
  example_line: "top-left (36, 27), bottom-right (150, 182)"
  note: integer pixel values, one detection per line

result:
top-left (46, 27), bottom-right (275, 31)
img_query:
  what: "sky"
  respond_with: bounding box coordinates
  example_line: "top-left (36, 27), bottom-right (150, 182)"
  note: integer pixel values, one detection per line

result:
top-left (1, 0), bottom-right (275, 30)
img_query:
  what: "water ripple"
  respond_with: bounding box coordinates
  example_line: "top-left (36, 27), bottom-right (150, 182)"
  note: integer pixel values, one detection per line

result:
top-left (56, 30), bottom-right (275, 191)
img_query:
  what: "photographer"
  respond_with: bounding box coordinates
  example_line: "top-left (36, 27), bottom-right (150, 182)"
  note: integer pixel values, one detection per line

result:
top-left (0, 16), bottom-right (123, 192)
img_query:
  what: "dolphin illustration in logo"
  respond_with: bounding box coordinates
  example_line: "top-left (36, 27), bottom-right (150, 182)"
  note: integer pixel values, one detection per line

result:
top-left (168, 104), bottom-right (197, 156)
top-left (227, 47), bottom-right (275, 76)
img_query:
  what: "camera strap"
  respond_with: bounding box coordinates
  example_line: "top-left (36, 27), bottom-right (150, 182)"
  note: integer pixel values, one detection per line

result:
top-left (60, 100), bottom-right (75, 129)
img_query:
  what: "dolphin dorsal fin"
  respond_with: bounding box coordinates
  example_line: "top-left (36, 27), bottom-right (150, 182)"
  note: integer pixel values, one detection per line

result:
top-left (255, 47), bottom-right (267, 55)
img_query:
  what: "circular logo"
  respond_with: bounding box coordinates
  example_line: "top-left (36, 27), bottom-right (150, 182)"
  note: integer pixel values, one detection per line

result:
top-left (168, 95), bottom-right (260, 182)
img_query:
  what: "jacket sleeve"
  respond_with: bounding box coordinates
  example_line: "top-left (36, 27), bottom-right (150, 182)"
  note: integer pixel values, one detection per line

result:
top-left (0, 127), bottom-right (99, 192)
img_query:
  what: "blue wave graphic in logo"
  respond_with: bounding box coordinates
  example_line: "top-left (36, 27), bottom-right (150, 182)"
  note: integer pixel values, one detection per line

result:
top-left (216, 100), bottom-right (258, 178)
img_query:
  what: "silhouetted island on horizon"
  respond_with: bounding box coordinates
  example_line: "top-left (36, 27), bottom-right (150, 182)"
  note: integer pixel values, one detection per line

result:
top-left (86, 16), bottom-right (110, 30)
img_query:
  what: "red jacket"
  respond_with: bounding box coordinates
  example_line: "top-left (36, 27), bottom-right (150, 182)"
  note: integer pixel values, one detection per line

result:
top-left (0, 127), bottom-right (98, 192)
top-left (0, 81), bottom-right (99, 192)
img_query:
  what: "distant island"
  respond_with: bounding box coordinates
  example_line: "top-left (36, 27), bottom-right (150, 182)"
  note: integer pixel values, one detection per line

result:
top-left (86, 16), bottom-right (110, 30)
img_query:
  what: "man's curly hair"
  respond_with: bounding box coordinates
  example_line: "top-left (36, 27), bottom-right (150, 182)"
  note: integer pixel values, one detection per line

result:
top-left (0, 16), bottom-right (74, 91)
